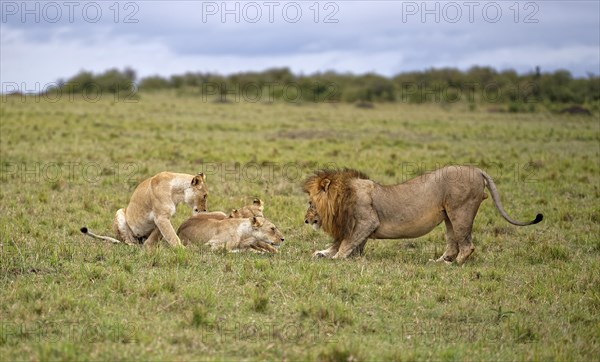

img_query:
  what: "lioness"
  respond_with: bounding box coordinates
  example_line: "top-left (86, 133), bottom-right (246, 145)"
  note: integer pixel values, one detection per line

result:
top-left (235, 198), bottom-right (264, 217)
top-left (177, 216), bottom-right (284, 253)
top-left (303, 166), bottom-right (543, 264)
top-left (81, 172), bottom-right (208, 247)
top-left (185, 198), bottom-right (265, 220)
top-left (304, 201), bottom-right (321, 231)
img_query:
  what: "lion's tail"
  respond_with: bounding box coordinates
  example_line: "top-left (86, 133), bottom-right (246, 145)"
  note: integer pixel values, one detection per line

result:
top-left (480, 170), bottom-right (543, 226)
top-left (80, 227), bottom-right (123, 244)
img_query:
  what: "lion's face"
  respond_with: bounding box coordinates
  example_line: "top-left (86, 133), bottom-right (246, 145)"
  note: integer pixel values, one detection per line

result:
top-left (189, 173), bottom-right (208, 215)
top-left (303, 169), bottom-right (371, 240)
top-left (304, 201), bottom-right (321, 230)
top-left (251, 217), bottom-right (285, 250)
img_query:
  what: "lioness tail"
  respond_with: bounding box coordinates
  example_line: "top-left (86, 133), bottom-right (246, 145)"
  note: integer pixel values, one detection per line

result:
top-left (80, 227), bottom-right (122, 244)
top-left (480, 170), bottom-right (543, 226)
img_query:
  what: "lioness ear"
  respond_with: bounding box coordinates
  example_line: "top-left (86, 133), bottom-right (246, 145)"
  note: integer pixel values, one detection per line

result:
top-left (191, 173), bottom-right (205, 186)
top-left (253, 198), bottom-right (263, 206)
top-left (320, 179), bottom-right (331, 192)
top-left (251, 216), bottom-right (263, 227)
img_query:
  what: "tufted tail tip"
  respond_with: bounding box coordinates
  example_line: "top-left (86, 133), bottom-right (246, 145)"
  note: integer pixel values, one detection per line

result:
top-left (532, 214), bottom-right (543, 224)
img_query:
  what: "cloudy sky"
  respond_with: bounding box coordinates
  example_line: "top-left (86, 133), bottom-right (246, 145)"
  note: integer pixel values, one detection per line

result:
top-left (1, 1), bottom-right (599, 87)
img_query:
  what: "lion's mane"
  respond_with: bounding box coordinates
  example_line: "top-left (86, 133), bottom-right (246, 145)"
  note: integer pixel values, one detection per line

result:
top-left (302, 169), bottom-right (370, 242)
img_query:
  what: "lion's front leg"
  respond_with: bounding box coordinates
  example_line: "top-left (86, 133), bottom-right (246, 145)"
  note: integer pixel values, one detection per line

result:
top-left (313, 238), bottom-right (342, 258)
top-left (350, 239), bottom-right (368, 257)
top-left (332, 218), bottom-right (379, 259)
top-left (155, 215), bottom-right (185, 248)
top-left (253, 241), bottom-right (278, 253)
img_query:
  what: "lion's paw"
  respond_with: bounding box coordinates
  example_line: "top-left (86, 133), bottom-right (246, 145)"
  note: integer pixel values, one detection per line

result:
top-left (313, 251), bottom-right (329, 258)
top-left (429, 257), bottom-right (453, 265)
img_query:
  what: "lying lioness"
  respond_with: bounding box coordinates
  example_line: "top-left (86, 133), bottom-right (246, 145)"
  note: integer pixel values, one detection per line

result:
top-left (230, 198), bottom-right (264, 217)
top-left (81, 172), bottom-right (208, 247)
top-left (177, 216), bottom-right (284, 253)
top-left (192, 198), bottom-right (265, 220)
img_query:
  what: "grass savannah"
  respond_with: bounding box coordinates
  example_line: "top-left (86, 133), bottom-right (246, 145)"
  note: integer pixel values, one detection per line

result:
top-left (1, 90), bottom-right (599, 360)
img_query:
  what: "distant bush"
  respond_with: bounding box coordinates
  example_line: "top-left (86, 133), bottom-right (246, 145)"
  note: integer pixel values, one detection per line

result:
top-left (53, 68), bottom-right (137, 98)
top-left (138, 76), bottom-right (170, 91)
top-left (49, 66), bottom-right (599, 109)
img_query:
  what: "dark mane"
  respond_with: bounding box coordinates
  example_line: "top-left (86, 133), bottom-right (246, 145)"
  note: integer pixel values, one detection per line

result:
top-left (302, 168), bottom-right (371, 241)
top-left (302, 168), bottom-right (369, 193)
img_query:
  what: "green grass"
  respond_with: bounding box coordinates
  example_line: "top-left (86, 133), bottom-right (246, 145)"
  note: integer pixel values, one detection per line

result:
top-left (1, 94), bottom-right (599, 361)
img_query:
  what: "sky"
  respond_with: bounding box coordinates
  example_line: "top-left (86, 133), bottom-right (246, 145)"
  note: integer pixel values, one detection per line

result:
top-left (1, 0), bottom-right (599, 88)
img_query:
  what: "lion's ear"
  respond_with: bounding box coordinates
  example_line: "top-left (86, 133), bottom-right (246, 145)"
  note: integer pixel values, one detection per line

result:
top-left (191, 173), bottom-right (205, 186)
top-left (253, 198), bottom-right (263, 206)
top-left (251, 216), bottom-right (263, 227)
top-left (320, 178), bottom-right (331, 192)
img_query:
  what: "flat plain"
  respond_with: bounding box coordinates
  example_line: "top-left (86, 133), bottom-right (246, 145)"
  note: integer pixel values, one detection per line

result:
top-left (1, 93), bottom-right (598, 360)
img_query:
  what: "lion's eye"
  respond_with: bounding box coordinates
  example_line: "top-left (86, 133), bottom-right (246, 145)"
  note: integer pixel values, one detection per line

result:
top-left (271, 227), bottom-right (276, 231)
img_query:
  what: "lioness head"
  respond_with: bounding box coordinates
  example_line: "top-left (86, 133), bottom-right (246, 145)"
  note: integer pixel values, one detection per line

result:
top-left (250, 216), bottom-right (285, 250)
top-left (229, 198), bottom-right (265, 218)
top-left (229, 209), bottom-right (242, 218)
top-left (189, 172), bottom-right (208, 215)
top-left (304, 201), bottom-right (321, 230)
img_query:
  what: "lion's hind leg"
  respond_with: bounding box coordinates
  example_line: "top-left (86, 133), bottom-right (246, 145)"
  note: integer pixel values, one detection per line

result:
top-left (455, 233), bottom-right (475, 265)
top-left (445, 203), bottom-right (481, 265)
top-left (113, 208), bottom-right (137, 246)
top-left (143, 228), bottom-right (161, 248)
top-left (433, 217), bottom-right (459, 264)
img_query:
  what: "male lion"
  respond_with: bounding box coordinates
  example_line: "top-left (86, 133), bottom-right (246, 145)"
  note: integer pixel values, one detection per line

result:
top-left (177, 216), bottom-right (284, 253)
top-left (303, 166), bottom-right (543, 264)
top-left (81, 172), bottom-right (208, 247)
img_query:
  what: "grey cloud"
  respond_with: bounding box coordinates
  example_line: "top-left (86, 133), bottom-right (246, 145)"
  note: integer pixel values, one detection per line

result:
top-left (1, 0), bottom-right (598, 84)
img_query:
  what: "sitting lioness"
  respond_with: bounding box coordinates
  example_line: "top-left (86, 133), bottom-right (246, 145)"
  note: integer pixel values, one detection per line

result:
top-left (177, 216), bottom-right (284, 253)
top-left (303, 166), bottom-right (543, 264)
top-left (81, 172), bottom-right (208, 247)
